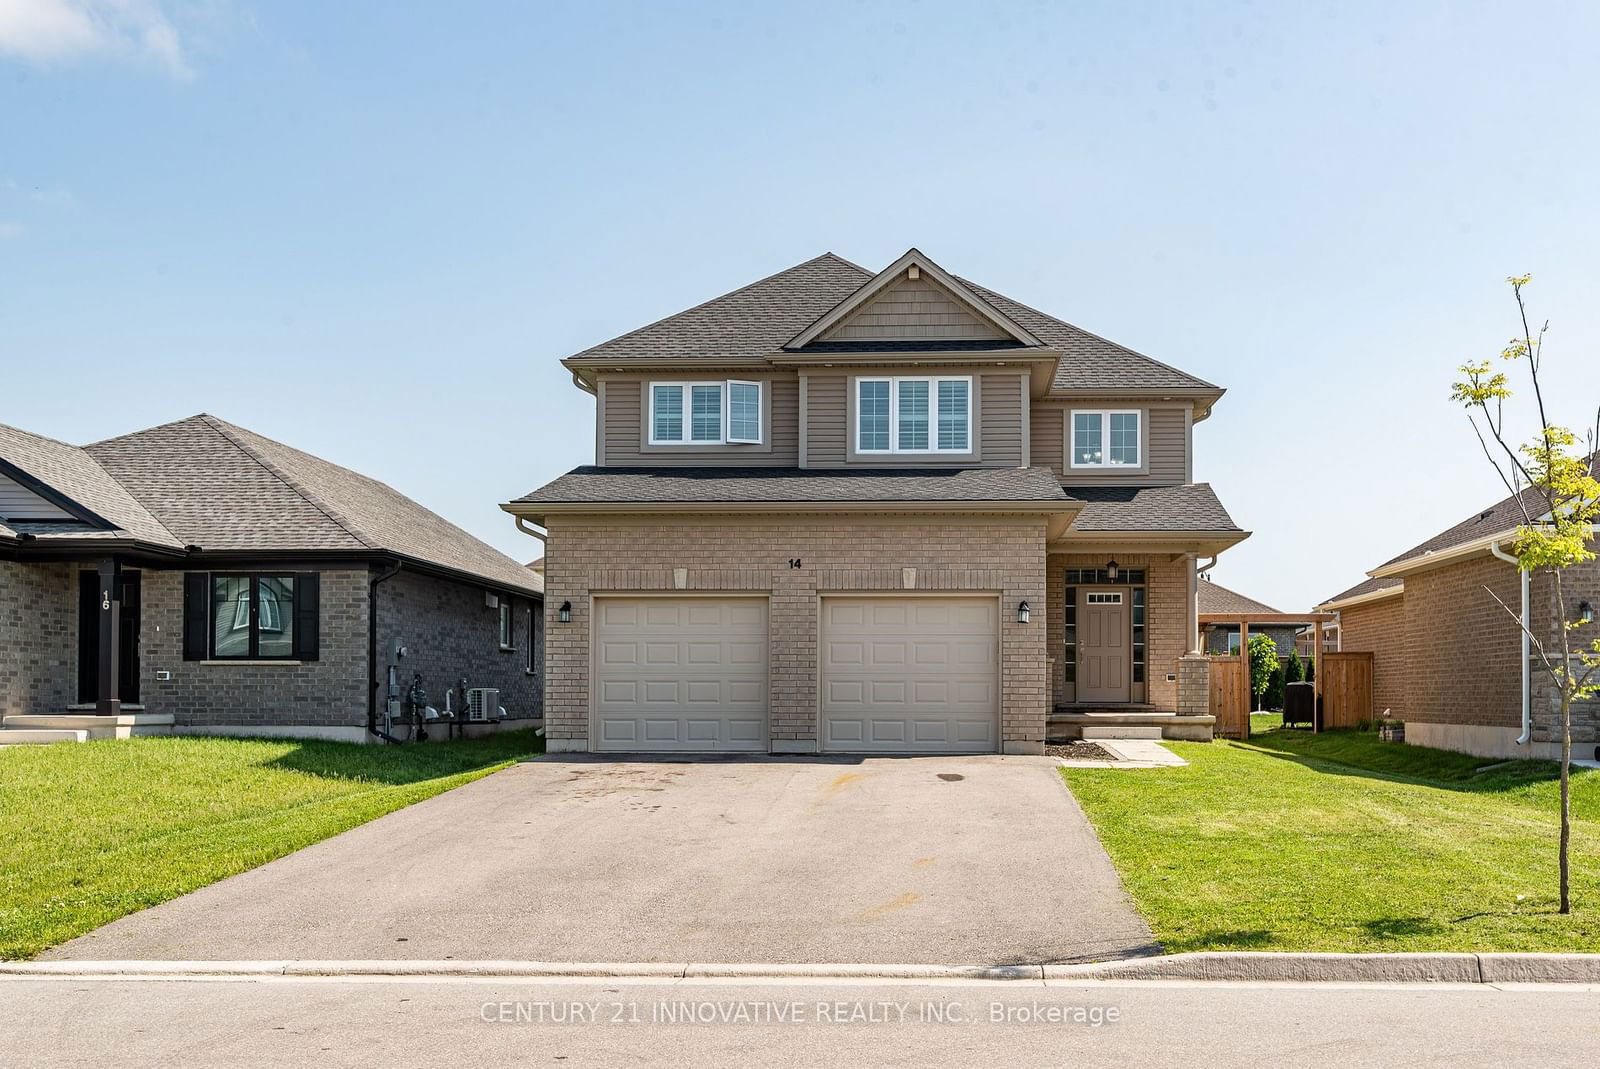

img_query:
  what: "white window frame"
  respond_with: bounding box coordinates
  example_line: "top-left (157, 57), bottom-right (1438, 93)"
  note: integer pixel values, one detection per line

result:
top-left (854, 375), bottom-right (973, 455)
top-left (648, 380), bottom-right (762, 446)
top-left (1070, 408), bottom-right (1142, 469)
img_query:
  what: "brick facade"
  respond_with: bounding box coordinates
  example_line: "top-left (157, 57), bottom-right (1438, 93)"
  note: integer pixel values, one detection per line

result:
top-left (543, 513), bottom-right (1048, 753)
top-left (1337, 555), bottom-right (1599, 758)
top-left (141, 568), bottom-right (371, 733)
top-left (0, 560), bottom-right (76, 716)
top-left (1334, 592), bottom-right (1407, 719)
top-left (1, 559), bottom-right (541, 740)
top-left (1202, 624), bottom-right (1298, 658)
top-left (1046, 552), bottom-right (1193, 711)
top-left (373, 569), bottom-right (543, 722)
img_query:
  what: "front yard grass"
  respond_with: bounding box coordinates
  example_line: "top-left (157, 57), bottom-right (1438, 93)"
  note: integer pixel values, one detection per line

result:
top-left (1063, 717), bottom-right (1600, 953)
top-left (0, 730), bottom-right (543, 959)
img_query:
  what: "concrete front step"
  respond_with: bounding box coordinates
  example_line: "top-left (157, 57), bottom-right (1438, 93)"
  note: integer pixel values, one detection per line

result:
top-left (0, 728), bottom-right (89, 746)
top-left (3, 713), bottom-right (175, 740)
top-left (1078, 725), bottom-right (1166, 740)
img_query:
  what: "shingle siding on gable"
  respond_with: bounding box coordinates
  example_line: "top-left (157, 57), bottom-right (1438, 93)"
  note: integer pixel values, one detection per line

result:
top-left (821, 276), bottom-right (1009, 342)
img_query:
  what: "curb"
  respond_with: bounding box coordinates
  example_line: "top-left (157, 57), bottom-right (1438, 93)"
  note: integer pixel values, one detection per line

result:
top-left (4, 952), bottom-right (1599, 984)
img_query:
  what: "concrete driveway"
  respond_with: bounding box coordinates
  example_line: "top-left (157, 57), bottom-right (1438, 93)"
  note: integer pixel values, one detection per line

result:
top-left (46, 755), bottom-right (1155, 965)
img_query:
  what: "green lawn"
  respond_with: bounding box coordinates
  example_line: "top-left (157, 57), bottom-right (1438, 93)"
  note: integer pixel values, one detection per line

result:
top-left (1064, 717), bottom-right (1600, 953)
top-left (0, 730), bottom-right (543, 959)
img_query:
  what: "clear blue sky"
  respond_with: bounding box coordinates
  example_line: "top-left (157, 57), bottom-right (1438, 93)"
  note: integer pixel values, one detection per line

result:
top-left (4, 1), bottom-right (1597, 610)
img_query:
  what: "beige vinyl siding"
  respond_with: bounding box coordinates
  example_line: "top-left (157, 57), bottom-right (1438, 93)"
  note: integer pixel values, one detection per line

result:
top-left (805, 373), bottom-right (848, 466)
top-left (0, 471), bottom-right (74, 520)
top-left (1031, 401), bottom-right (1191, 485)
top-left (821, 276), bottom-right (1008, 342)
top-left (980, 374), bottom-right (1023, 466)
top-left (804, 369), bottom-right (1024, 468)
top-left (599, 373), bottom-right (799, 467)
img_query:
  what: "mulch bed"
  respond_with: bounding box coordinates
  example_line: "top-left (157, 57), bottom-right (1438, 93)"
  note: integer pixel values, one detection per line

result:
top-left (1044, 741), bottom-right (1117, 761)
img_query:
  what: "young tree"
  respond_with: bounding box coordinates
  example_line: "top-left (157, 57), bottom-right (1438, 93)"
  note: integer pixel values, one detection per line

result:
top-left (1452, 274), bottom-right (1600, 915)
top-left (1285, 649), bottom-right (1305, 684)
top-left (1247, 633), bottom-right (1279, 712)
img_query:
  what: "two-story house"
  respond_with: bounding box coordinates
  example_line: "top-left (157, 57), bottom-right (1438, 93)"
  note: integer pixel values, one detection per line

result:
top-left (505, 249), bottom-right (1247, 754)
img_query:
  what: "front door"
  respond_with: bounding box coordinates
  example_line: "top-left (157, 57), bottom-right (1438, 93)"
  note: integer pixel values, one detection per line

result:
top-left (78, 570), bottom-right (141, 704)
top-left (1077, 588), bottom-right (1130, 703)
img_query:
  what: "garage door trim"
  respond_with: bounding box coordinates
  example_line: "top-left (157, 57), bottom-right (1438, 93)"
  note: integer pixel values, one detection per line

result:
top-left (816, 592), bottom-right (1003, 755)
top-left (589, 592), bottom-right (771, 753)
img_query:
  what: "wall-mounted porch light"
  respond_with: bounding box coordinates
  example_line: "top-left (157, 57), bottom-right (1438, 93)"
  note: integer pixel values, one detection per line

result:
top-left (1580, 601), bottom-right (1595, 626)
top-left (1105, 559), bottom-right (1119, 581)
top-left (558, 600), bottom-right (572, 624)
top-left (1017, 600), bottom-right (1031, 625)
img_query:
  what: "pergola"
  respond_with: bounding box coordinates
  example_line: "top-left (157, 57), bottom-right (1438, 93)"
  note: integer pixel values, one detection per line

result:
top-left (1196, 611), bottom-right (1338, 737)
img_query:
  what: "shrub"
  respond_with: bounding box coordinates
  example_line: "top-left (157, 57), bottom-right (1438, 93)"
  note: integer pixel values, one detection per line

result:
top-left (1264, 664), bottom-right (1286, 711)
top-left (1247, 634), bottom-right (1279, 710)
top-left (1285, 649), bottom-right (1305, 684)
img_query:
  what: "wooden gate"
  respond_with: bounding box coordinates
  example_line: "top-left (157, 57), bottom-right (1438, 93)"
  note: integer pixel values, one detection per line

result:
top-left (1209, 655), bottom-right (1249, 739)
top-left (1320, 651), bottom-right (1374, 729)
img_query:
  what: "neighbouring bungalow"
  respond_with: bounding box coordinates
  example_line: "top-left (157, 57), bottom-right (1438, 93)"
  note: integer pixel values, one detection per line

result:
top-left (0, 415), bottom-right (543, 744)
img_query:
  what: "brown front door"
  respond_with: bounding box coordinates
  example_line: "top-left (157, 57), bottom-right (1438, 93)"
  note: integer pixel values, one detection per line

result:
top-left (1078, 588), bottom-right (1130, 703)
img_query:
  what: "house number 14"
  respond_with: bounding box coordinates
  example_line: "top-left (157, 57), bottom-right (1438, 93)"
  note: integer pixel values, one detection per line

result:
top-left (788, 559), bottom-right (802, 569)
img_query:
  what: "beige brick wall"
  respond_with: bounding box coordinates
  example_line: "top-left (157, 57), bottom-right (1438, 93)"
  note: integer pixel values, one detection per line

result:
top-left (543, 513), bottom-right (1048, 751)
top-left (1046, 552), bottom-right (1192, 711)
top-left (1336, 592), bottom-right (1408, 719)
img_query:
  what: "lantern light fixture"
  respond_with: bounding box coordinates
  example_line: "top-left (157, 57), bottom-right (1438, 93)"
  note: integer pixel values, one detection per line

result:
top-left (1106, 559), bottom-right (1120, 581)
top-left (558, 600), bottom-right (572, 624)
top-left (1017, 600), bottom-right (1031, 625)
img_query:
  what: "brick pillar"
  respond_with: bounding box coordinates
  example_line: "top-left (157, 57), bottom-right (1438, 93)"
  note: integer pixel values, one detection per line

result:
top-left (1178, 652), bottom-right (1211, 717)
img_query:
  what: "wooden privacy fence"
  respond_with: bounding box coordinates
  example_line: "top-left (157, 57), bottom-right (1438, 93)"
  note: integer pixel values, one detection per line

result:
top-left (1320, 651), bottom-right (1374, 729)
top-left (1209, 655), bottom-right (1249, 739)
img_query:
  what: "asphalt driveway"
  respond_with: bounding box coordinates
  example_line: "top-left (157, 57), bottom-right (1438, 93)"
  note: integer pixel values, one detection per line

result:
top-left (46, 755), bottom-right (1155, 965)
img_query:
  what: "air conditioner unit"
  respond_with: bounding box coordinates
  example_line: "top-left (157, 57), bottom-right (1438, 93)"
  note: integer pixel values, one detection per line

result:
top-left (466, 687), bottom-right (499, 722)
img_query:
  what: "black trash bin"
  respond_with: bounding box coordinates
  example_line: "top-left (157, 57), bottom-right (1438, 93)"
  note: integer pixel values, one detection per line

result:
top-left (1283, 681), bottom-right (1315, 728)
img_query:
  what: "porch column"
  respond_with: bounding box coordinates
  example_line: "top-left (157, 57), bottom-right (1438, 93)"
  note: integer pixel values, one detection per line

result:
top-left (1311, 616), bottom-right (1324, 733)
top-left (95, 557), bottom-right (122, 716)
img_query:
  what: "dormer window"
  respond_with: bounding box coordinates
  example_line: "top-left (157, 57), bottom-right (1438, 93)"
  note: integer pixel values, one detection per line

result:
top-left (649, 381), bottom-right (762, 445)
top-left (856, 376), bottom-right (972, 455)
top-left (1071, 410), bottom-right (1141, 468)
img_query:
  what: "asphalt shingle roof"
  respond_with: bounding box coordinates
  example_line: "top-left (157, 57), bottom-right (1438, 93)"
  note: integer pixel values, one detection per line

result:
top-left (563, 251), bottom-right (1218, 393)
top-left (2, 415), bottom-right (538, 594)
top-left (514, 465), bottom-right (1073, 506)
top-left (1062, 483), bottom-right (1241, 532)
top-left (1320, 575), bottom-right (1404, 606)
top-left (1380, 483), bottom-right (1550, 569)
top-left (1198, 579), bottom-right (1282, 615)
top-left (0, 423), bottom-right (179, 547)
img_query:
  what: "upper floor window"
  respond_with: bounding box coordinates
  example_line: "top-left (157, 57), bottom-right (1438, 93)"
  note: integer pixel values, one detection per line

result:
top-left (1071, 409), bottom-right (1141, 468)
top-left (650, 381), bottom-right (761, 445)
top-left (856, 376), bottom-right (971, 454)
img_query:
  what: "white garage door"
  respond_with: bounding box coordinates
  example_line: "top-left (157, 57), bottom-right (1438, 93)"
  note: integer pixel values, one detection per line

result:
top-left (821, 596), bottom-right (999, 753)
top-left (593, 597), bottom-right (767, 752)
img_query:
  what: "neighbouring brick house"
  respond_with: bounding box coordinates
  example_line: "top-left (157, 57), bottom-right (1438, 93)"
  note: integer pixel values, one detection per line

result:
top-left (1319, 480), bottom-right (1600, 761)
top-left (0, 415), bottom-right (542, 743)
top-left (504, 248), bottom-right (1248, 754)
top-left (1197, 579), bottom-right (1300, 657)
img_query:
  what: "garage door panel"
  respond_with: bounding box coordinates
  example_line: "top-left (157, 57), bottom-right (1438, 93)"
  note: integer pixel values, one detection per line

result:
top-left (822, 597), bottom-right (998, 754)
top-left (595, 597), bottom-right (768, 752)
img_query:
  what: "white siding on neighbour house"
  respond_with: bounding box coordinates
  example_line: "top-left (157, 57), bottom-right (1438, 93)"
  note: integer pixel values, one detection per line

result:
top-left (0, 471), bottom-right (74, 520)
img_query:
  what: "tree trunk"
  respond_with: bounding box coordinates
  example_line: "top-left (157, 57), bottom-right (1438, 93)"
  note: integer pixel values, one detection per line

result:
top-left (1560, 689), bottom-right (1571, 914)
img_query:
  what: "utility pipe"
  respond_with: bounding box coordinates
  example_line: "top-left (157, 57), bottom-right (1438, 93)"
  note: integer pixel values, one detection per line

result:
top-left (1488, 541), bottom-right (1532, 746)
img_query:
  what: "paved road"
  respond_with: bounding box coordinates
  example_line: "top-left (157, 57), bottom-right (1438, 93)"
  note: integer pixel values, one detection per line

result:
top-left (3, 976), bottom-right (1596, 1068)
top-left (47, 754), bottom-right (1152, 964)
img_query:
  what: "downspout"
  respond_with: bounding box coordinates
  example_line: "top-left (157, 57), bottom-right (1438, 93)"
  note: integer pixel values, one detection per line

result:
top-left (1488, 541), bottom-right (1532, 746)
top-left (1190, 555), bottom-right (1218, 654)
top-left (515, 515), bottom-right (548, 544)
top-left (367, 558), bottom-right (405, 744)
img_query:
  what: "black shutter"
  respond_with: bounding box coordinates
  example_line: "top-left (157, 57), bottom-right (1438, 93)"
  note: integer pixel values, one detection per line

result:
top-left (293, 572), bottom-right (320, 661)
top-left (183, 573), bottom-right (209, 661)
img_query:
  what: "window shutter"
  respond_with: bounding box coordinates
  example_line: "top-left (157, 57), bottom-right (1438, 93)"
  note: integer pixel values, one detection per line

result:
top-left (293, 572), bottom-right (320, 661)
top-left (183, 573), bottom-right (209, 660)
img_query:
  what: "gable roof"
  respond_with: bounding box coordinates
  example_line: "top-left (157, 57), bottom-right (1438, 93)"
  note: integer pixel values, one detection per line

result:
top-left (560, 250), bottom-right (1220, 394)
top-left (1198, 579), bottom-right (1281, 616)
top-left (2, 415), bottom-right (538, 595)
top-left (0, 423), bottom-right (180, 547)
top-left (785, 248), bottom-right (1042, 350)
top-left (1318, 574), bottom-right (1404, 609)
top-left (1063, 483), bottom-right (1242, 533)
